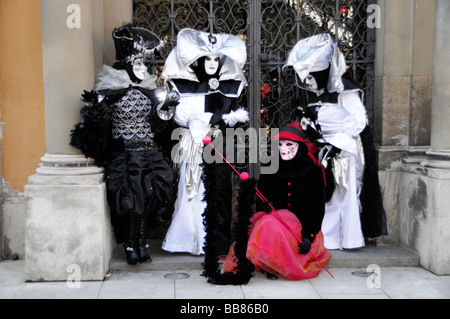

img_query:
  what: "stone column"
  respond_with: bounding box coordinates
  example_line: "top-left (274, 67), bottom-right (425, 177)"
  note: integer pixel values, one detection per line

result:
top-left (418, 0), bottom-right (450, 275)
top-left (428, 0), bottom-right (450, 157)
top-left (24, 0), bottom-right (132, 281)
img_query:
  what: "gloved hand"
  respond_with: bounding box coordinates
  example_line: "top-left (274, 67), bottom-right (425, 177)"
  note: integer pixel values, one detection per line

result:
top-left (298, 238), bottom-right (311, 255)
top-left (327, 145), bottom-right (341, 158)
top-left (209, 113), bottom-right (223, 125)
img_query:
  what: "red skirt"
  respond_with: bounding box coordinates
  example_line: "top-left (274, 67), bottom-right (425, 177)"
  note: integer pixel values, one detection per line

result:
top-left (224, 209), bottom-right (332, 281)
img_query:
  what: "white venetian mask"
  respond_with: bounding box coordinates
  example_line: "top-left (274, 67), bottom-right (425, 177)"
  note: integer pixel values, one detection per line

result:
top-left (204, 54), bottom-right (220, 76)
top-left (305, 74), bottom-right (318, 90)
top-left (132, 59), bottom-right (147, 81)
top-left (279, 140), bottom-right (299, 161)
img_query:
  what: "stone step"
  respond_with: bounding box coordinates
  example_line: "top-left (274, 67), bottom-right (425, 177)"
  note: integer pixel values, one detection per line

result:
top-left (109, 240), bottom-right (420, 272)
top-left (110, 240), bottom-right (204, 272)
top-left (327, 245), bottom-right (420, 268)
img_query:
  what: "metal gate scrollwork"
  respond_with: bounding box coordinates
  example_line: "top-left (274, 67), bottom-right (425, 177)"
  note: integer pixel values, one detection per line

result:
top-left (134, 0), bottom-right (375, 127)
top-left (134, 0), bottom-right (376, 173)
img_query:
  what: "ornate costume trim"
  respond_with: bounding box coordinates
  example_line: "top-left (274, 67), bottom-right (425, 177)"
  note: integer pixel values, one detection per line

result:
top-left (111, 89), bottom-right (154, 140)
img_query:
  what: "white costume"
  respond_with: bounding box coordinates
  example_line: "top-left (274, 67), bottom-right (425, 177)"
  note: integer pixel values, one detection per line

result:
top-left (161, 95), bottom-right (208, 254)
top-left (284, 33), bottom-right (367, 250)
top-left (161, 29), bottom-right (248, 255)
top-left (318, 91), bottom-right (366, 249)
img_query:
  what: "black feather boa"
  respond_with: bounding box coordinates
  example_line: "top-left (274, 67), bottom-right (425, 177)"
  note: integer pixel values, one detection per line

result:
top-left (201, 163), bottom-right (255, 285)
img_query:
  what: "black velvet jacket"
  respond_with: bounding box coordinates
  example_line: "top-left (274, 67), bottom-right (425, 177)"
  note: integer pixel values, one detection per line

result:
top-left (257, 146), bottom-right (326, 241)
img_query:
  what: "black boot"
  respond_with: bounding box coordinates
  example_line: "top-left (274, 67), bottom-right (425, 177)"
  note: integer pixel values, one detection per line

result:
top-left (261, 269), bottom-right (278, 280)
top-left (124, 214), bottom-right (141, 265)
top-left (138, 215), bottom-right (152, 263)
top-left (124, 243), bottom-right (141, 265)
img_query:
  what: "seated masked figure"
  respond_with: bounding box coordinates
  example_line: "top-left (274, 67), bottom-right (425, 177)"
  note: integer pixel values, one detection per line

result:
top-left (223, 121), bottom-right (332, 281)
top-left (70, 25), bottom-right (179, 265)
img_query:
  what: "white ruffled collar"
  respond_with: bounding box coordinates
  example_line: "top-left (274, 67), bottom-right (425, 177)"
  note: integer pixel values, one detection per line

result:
top-left (94, 65), bottom-right (158, 91)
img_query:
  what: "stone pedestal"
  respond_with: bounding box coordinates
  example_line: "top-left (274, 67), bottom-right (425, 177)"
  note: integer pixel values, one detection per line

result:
top-left (421, 159), bottom-right (450, 275)
top-left (24, 154), bottom-right (115, 281)
top-left (397, 156), bottom-right (450, 275)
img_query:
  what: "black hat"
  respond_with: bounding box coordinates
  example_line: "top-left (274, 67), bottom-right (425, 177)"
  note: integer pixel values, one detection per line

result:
top-left (112, 24), bottom-right (163, 63)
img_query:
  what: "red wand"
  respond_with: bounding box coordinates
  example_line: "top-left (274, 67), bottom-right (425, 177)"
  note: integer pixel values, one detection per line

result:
top-left (202, 136), bottom-right (334, 278)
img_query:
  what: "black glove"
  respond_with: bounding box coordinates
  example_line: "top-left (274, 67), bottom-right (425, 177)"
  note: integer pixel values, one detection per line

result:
top-left (209, 113), bottom-right (223, 125)
top-left (303, 106), bottom-right (318, 122)
top-left (327, 145), bottom-right (341, 158)
top-left (302, 120), bottom-right (322, 140)
top-left (298, 238), bottom-right (311, 255)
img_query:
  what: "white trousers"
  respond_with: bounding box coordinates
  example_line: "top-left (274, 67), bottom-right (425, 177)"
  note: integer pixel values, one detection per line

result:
top-left (321, 155), bottom-right (365, 250)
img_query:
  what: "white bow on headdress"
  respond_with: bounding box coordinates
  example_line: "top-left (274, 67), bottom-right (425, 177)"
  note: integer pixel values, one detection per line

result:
top-left (162, 28), bottom-right (247, 87)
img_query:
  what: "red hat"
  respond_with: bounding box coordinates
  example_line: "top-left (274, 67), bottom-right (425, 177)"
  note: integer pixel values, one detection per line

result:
top-left (274, 121), bottom-right (306, 142)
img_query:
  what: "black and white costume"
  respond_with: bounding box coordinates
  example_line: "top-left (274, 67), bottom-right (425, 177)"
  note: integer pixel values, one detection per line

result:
top-left (160, 29), bottom-right (248, 259)
top-left (284, 33), bottom-right (388, 249)
top-left (70, 25), bottom-right (178, 265)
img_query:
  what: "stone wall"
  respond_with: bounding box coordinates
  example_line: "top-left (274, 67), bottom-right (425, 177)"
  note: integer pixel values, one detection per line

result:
top-left (375, 0), bottom-right (435, 246)
top-left (1, 178), bottom-right (26, 260)
top-left (376, 0), bottom-right (450, 275)
top-left (1, 121), bottom-right (26, 261)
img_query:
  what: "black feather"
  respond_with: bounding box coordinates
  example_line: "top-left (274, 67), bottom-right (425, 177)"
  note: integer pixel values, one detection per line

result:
top-left (201, 164), bottom-right (255, 285)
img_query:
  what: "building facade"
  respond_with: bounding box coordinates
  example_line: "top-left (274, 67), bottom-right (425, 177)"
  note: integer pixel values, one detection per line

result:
top-left (0, 0), bottom-right (448, 279)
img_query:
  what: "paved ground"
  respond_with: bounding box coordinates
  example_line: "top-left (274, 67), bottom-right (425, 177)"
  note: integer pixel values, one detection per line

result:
top-left (1, 259), bottom-right (450, 300)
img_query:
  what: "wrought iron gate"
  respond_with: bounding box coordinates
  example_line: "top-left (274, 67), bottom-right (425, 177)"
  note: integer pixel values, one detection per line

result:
top-left (134, 0), bottom-right (376, 127)
top-left (133, 0), bottom-right (376, 175)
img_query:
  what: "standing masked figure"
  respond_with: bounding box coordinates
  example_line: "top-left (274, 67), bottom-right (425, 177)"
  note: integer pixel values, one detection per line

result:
top-left (70, 25), bottom-right (179, 265)
top-left (161, 29), bottom-right (248, 261)
top-left (284, 33), bottom-right (388, 250)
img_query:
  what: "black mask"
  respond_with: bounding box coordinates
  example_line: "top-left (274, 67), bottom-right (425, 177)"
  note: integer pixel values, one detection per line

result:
top-left (309, 67), bottom-right (330, 90)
